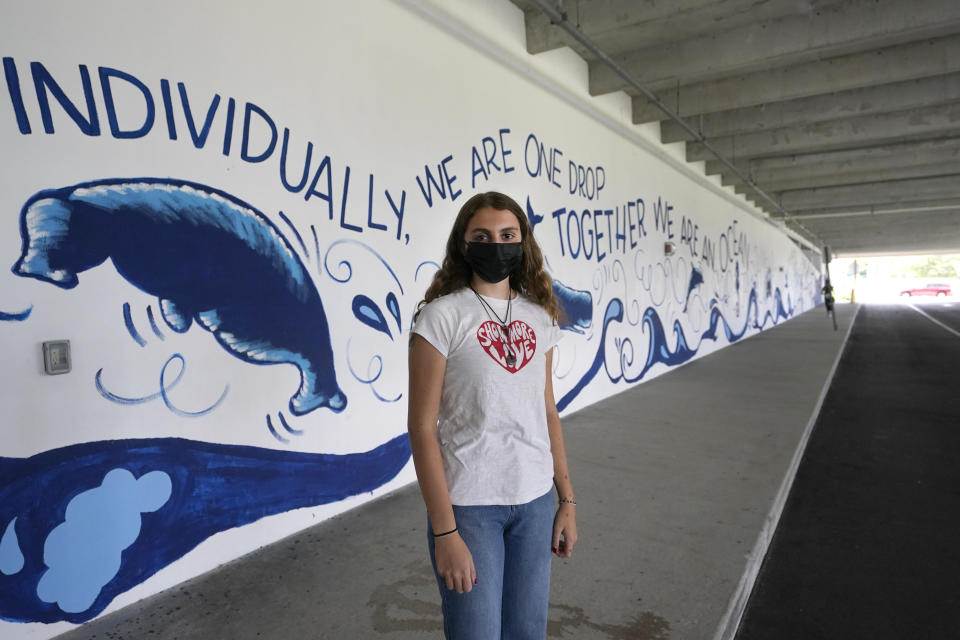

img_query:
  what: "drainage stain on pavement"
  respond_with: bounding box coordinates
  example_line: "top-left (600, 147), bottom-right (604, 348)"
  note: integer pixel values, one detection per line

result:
top-left (368, 562), bottom-right (443, 632)
top-left (369, 562), bottom-right (670, 638)
top-left (547, 603), bottom-right (669, 639)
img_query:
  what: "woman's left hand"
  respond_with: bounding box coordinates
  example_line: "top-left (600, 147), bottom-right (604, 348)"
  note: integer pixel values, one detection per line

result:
top-left (552, 504), bottom-right (578, 557)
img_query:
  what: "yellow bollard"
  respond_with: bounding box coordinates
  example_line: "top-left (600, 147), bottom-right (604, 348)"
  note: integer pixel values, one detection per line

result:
top-left (850, 289), bottom-right (856, 303)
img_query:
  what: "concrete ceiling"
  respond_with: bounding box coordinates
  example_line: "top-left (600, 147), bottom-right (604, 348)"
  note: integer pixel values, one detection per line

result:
top-left (509, 0), bottom-right (960, 256)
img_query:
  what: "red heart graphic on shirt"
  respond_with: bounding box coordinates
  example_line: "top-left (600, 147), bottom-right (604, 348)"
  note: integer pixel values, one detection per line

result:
top-left (476, 320), bottom-right (537, 373)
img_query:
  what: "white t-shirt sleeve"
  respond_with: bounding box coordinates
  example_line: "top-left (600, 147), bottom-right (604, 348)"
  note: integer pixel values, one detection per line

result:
top-left (412, 299), bottom-right (454, 357)
top-left (541, 311), bottom-right (563, 352)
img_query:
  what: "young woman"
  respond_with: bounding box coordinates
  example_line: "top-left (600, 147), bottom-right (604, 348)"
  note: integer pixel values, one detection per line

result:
top-left (408, 191), bottom-right (578, 639)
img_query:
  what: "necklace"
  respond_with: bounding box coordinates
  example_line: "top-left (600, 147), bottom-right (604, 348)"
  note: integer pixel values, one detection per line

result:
top-left (471, 288), bottom-right (517, 367)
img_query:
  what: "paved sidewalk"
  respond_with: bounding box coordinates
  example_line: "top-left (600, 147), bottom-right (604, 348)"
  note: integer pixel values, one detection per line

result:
top-left (57, 305), bottom-right (855, 640)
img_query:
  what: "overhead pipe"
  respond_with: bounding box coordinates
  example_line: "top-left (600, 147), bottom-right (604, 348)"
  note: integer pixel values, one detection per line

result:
top-left (526, 0), bottom-right (825, 249)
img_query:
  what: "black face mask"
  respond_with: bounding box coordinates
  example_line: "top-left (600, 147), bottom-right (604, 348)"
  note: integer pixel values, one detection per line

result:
top-left (465, 242), bottom-right (523, 283)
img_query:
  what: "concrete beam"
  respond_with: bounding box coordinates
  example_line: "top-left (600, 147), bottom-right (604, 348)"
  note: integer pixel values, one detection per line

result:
top-left (753, 195), bottom-right (960, 219)
top-left (805, 233), bottom-right (960, 256)
top-left (520, 0), bottom-right (782, 56)
top-left (685, 102), bottom-right (960, 162)
top-left (706, 138), bottom-right (960, 180)
top-left (795, 210), bottom-right (960, 255)
top-left (800, 214), bottom-right (960, 235)
top-left (779, 175), bottom-right (960, 211)
top-left (661, 73), bottom-right (960, 143)
top-left (632, 35), bottom-right (960, 122)
top-left (729, 161), bottom-right (960, 193)
top-left (786, 197), bottom-right (960, 218)
top-left (791, 205), bottom-right (960, 221)
top-left (591, 0), bottom-right (960, 95)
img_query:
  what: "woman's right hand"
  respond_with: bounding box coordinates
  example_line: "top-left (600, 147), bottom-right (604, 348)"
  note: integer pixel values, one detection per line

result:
top-left (434, 533), bottom-right (476, 594)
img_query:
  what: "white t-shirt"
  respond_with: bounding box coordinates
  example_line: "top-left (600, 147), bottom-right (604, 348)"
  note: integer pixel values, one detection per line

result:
top-left (412, 287), bottom-right (562, 506)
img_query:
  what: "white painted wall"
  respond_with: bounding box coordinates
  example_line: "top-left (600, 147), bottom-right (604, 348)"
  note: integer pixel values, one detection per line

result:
top-left (0, 1), bottom-right (820, 637)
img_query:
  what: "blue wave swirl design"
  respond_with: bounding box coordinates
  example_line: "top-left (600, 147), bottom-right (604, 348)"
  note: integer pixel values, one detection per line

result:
top-left (277, 412), bottom-right (303, 436)
top-left (95, 353), bottom-right (228, 417)
top-left (0, 434), bottom-right (411, 623)
top-left (12, 178), bottom-right (346, 415)
top-left (557, 286), bottom-right (793, 411)
top-left (386, 292), bottom-right (401, 333)
top-left (352, 295), bottom-right (392, 339)
top-left (265, 414), bottom-right (290, 444)
top-left (620, 308), bottom-right (697, 383)
top-left (0, 306), bottom-right (32, 322)
top-left (752, 287), bottom-right (793, 332)
top-left (145, 306), bottom-right (165, 340)
top-left (415, 260), bottom-right (440, 282)
top-left (372, 386), bottom-right (402, 403)
top-left (774, 288), bottom-right (790, 320)
top-left (346, 338), bottom-right (402, 403)
top-left (702, 288), bottom-right (758, 342)
top-left (556, 299), bottom-right (623, 411)
top-left (277, 210), bottom-right (307, 257)
top-left (323, 238), bottom-right (404, 294)
top-left (122, 302), bottom-right (147, 347)
top-left (310, 226), bottom-right (321, 272)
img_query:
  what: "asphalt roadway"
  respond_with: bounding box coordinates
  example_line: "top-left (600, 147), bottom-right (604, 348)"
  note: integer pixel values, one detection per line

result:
top-left (737, 301), bottom-right (960, 639)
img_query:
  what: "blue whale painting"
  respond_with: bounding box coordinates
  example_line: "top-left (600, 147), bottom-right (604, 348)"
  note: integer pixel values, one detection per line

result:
top-left (0, 435), bottom-right (411, 624)
top-left (552, 279), bottom-right (592, 333)
top-left (12, 178), bottom-right (346, 415)
top-left (683, 266), bottom-right (704, 312)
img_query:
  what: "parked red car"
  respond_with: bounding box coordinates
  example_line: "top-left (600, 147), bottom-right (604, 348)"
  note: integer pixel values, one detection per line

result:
top-left (899, 283), bottom-right (952, 297)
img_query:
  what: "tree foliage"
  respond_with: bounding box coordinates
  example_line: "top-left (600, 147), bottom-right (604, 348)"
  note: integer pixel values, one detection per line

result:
top-left (897, 256), bottom-right (959, 279)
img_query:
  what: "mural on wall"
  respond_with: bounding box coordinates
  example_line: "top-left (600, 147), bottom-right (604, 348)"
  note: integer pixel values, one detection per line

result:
top-left (2, 177), bottom-right (416, 624)
top-left (0, 435), bottom-right (410, 623)
top-left (0, 51), bottom-right (820, 634)
top-left (15, 178), bottom-right (347, 416)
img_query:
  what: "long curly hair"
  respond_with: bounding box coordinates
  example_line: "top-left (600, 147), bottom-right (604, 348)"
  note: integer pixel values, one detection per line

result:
top-left (415, 191), bottom-right (560, 323)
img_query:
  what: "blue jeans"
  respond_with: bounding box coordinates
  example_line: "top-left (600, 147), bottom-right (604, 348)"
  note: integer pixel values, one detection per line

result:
top-left (427, 490), bottom-right (554, 640)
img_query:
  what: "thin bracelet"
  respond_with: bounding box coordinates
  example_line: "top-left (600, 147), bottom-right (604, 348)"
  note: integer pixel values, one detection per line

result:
top-left (559, 498), bottom-right (577, 505)
top-left (433, 527), bottom-right (458, 538)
